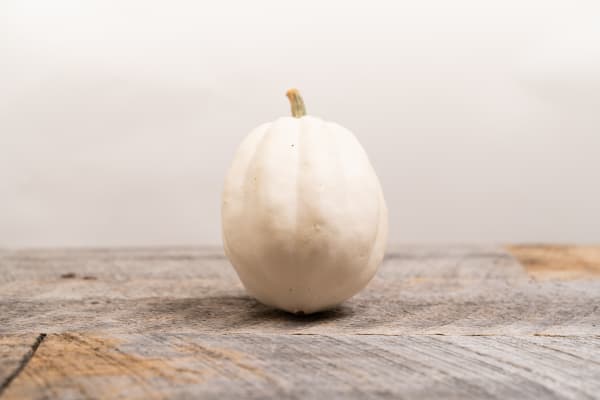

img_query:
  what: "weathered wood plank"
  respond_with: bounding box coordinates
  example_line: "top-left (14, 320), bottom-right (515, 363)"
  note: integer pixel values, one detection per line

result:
top-left (2, 332), bottom-right (599, 400)
top-left (1, 245), bottom-right (599, 399)
top-left (1, 246), bottom-right (598, 336)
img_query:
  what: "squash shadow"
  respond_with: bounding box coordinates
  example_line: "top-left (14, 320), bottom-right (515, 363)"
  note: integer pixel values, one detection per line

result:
top-left (148, 294), bottom-right (355, 331)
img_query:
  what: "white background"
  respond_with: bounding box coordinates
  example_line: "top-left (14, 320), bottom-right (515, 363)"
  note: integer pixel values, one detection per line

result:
top-left (1, 0), bottom-right (599, 247)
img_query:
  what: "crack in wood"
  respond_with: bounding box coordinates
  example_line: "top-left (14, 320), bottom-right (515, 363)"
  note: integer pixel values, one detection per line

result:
top-left (0, 333), bottom-right (46, 398)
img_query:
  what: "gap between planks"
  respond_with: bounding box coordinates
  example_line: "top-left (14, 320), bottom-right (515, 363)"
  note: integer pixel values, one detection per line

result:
top-left (0, 334), bottom-right (46, 398)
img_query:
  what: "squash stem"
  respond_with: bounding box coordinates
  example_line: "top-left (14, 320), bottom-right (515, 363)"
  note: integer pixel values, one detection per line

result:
top-left (286, 88), bottom-right (306, 118)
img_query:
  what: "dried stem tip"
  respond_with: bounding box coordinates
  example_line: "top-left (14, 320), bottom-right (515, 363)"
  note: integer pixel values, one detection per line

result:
top-left (286, 88), bottom-right (307, 118)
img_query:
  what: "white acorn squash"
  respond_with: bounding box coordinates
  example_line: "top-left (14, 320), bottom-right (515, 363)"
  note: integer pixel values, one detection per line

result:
top-left (222, 89), bottom-right (388, 314)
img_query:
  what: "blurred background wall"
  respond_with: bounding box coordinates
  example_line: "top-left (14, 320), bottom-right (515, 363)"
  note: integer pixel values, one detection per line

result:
top-left (1, 0), bottom-right (599, 247)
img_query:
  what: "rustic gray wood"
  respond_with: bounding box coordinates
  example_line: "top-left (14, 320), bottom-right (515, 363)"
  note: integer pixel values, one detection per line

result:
top-left (0, 245), bottom-right (599, 399)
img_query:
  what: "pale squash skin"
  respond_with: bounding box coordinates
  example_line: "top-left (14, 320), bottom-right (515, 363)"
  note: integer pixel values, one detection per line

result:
top-left (222, 94), bottom-right (388, 314)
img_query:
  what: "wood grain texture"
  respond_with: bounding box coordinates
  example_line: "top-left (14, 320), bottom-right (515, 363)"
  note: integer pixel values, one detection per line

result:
top-left (507, 245), bottom-right (600, 280)
top-left (0, 334), bottom-right (45, 397)
top-left (1, 245), bottom-right (599, 399)
top-left (2, 333), bottom-right (599, 400)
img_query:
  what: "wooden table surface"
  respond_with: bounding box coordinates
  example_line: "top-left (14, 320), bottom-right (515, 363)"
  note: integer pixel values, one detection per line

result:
top-left (1, 245), bottom-right (599, 399)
